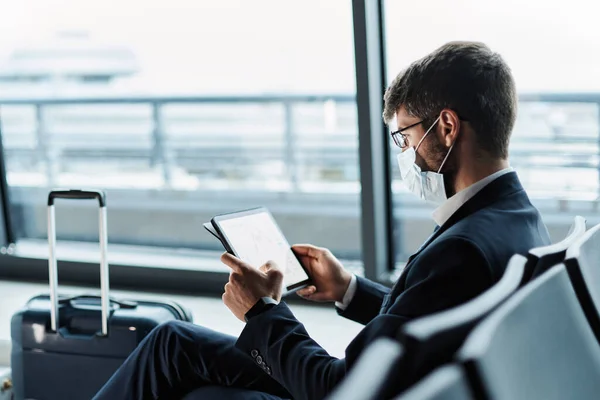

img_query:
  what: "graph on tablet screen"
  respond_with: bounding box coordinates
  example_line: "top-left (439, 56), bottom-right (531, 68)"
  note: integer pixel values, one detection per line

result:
top-left (218, 211), bottom-right (309, 288)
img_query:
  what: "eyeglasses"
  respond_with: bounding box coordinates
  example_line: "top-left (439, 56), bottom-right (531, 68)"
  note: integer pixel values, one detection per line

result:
top-left (390, 120), bottom-right (424, 148)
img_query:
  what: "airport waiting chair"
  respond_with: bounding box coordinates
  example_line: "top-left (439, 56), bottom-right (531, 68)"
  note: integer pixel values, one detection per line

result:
top-left (393, 365), bottom-right (473, 400)
top-left (458, 264), bottom-right (600, 400)
top-left (325, 338), bottom-right (404, 400)
top-left (564, 221), bottom-right (600, 344)
top-left (524, 215), bottom-right (586, 281)
top-left (378, 254), bottom-right (527, 397)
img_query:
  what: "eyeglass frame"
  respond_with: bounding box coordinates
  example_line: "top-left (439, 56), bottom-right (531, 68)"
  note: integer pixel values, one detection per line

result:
top-left (390, 120), bottom-right (425, 149)
top-left (390, 114), bottom-right (468, 149)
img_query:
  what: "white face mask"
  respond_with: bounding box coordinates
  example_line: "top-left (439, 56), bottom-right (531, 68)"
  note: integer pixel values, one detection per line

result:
top-left (396, 116), bottom-right (455, 205)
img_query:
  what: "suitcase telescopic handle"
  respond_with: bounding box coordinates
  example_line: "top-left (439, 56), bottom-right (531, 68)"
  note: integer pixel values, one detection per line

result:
top-left (47, 189), bottom-right (110, 336)
top-left (48, 190), bottom-right (106, 206)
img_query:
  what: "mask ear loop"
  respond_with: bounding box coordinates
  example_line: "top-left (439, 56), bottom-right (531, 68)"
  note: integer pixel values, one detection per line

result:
top-left (437, 141), bottom-right (456, 174)
top-left (437, 117), bottom-right (461, 174)
top-left (415, 116), bottom-right (441, 153)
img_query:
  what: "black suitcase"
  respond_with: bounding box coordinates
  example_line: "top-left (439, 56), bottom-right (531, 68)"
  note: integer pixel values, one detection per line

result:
top-left (10, 190), bottom-right (194, 400)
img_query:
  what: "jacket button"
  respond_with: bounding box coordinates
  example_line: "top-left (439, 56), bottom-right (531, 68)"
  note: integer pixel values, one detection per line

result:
top-left (256, 356), bottom-right (263, 364)
top-left (251, 350), bottom-right (259, 358)
top-left (265, 367), bottom-right (272, 375)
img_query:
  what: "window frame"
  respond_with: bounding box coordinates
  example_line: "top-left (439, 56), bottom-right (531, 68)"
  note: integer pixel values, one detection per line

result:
top-left (353, 0), bottom-right (395, 282)
top-left (0, 120), bottom-right (14, 250)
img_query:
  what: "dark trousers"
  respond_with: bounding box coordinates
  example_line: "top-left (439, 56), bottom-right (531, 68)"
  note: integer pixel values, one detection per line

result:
top-left (93, 321), bottom-right (292, 400)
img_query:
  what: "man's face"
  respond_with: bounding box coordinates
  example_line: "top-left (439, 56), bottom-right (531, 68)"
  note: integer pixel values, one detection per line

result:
top-left (395, 107), bottom-right (448, 173)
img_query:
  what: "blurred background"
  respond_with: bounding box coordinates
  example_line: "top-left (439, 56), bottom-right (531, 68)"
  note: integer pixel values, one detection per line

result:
top-left (1, 0), bottom-right (599, 279)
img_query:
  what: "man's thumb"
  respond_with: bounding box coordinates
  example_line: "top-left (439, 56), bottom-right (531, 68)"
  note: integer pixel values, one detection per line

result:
top-left (264, 262), bottom-right (283, 282)
top-left (259, 261), bottom-right (275, 273)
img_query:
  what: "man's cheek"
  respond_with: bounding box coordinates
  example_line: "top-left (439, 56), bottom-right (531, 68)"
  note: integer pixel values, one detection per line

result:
top-left (414, 155), bottom-right (429, 171)
top-left (416, 149), bottom-right (438, 172)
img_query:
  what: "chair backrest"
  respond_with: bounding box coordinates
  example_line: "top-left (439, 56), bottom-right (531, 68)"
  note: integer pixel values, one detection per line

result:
top-left (565, 221), bottom-right (600, 343)
top-left (394, 365), bottom-right (473, 400)
top-left (325, 338), bottom-right (404, 400)
top-left (388, 254), bottom-right (526, 395)
top-left (525, 215), bottom-right (586, 281)
top-left (458, 264), bottom-right (600, 400)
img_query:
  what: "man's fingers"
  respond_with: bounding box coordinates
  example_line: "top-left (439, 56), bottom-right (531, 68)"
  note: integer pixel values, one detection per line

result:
top-left (297, 285), bottom-right (317, 297)
top-left (291, 244), bottom-right (322, 259)
top-left (222, 283), bottom-right (230, 303)
top-left (221, 252), bottom-right (249, 273)
top-left (230, 272), bottom-right (243, 285)
top-left (296, 255), bottom-right (314, 268)
top-left (297, 286), bottom-right (332, 302)
top-left (267, 267), bottom-right (284, 285)
top-left (259, 261), bottom-right (284, 285)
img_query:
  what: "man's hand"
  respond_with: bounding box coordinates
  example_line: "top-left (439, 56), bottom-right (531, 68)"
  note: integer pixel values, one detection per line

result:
top-left (221, 253), bottom-right (284, 322)
top-left (293, 244), bottom-right (352, 303)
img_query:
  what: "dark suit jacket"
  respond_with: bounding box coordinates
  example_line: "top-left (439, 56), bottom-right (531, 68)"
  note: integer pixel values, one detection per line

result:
top-left (236, 172), bottom-right (550, 400)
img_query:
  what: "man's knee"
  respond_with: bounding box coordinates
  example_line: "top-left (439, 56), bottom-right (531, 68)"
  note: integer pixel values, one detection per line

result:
top-left (147, 320), bottom-right (194, 347)
top-left (146, 320), bottom-right (234, 359)
top-left (156, 319), bottom-right (190, 333)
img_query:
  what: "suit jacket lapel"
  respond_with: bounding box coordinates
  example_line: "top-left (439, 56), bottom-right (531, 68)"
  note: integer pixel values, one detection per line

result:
top-left (406, 172), bottom-right (523, 265)
top-left (383, 172), bottom-right (525, 313)
top-left (406, 225), bottom-right (440, 265)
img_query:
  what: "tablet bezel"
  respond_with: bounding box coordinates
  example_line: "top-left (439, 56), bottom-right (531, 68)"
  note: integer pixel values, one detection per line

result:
top-left (211, 207), bottom-right (311, 293)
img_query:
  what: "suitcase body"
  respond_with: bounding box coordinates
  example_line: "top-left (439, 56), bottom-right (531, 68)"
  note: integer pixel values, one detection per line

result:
top-left (11, 296), bottom-right (192, 400)
top-left (10, 190), bottom-right (193, 400)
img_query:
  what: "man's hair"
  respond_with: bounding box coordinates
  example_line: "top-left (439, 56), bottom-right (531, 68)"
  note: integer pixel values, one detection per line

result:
top-left (383, 41), bottom-right (517, 159)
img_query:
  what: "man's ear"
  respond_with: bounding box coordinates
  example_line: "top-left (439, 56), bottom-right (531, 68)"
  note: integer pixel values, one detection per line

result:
top-left (438, 109), bottom-right (461, 147)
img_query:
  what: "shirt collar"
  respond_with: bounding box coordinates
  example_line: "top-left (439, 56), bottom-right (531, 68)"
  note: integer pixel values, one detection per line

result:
top-left (432, 167), bottom-right (514, 227)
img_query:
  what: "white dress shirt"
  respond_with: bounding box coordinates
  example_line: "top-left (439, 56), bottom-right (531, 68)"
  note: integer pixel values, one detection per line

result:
top-left (335, 167), bottom-right (514, 310)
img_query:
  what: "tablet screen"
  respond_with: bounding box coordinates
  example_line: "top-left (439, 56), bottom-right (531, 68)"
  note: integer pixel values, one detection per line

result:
top-left (216, 211), bottom-right (310, 290)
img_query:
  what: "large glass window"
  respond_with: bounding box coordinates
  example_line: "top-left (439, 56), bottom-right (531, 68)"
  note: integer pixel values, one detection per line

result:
top-left (0, 1), bottom-right (362, 260)
top-left (385, 0), bottom-right (600, 264)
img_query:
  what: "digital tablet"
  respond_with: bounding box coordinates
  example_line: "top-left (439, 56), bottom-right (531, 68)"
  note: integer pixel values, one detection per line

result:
top-left (209, 207), bottom-right (311, 293)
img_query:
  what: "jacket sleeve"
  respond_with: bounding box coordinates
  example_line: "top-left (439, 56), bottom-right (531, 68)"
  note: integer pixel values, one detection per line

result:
top-left (343, 237), bottom-right (493, 366)
top-left (335, 276), bottom-right (390, 325)
top-left (236, 237), bottom-right (493, 400)
top-left (235, 303), bottom-right (345, 400)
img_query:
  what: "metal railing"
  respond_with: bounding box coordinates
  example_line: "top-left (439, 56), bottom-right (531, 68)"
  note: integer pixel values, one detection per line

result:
top-left (0, 94), bottom-right (359, 192)
top-left (0, 92), bottom-right (599, 198)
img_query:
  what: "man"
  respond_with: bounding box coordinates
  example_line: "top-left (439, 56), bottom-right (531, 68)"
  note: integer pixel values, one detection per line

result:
top-left (94, 42), bottom-right (550, 400)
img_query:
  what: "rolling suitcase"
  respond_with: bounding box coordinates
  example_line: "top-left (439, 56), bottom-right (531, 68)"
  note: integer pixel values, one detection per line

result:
top-left (10, 190), bottom-right (193, 400)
